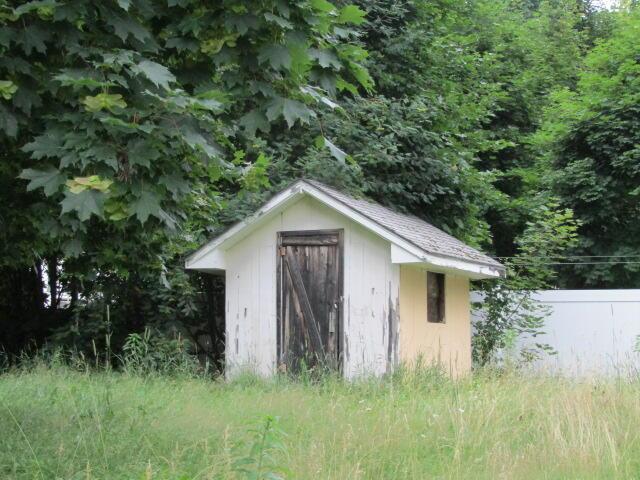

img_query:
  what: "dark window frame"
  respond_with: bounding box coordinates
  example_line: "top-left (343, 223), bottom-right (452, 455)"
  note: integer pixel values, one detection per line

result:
top-left (427, 271), bottom-right (445, 324)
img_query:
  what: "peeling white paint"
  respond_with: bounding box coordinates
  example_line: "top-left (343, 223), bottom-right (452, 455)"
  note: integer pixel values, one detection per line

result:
top-left (218, 196), bottom-right (401, 379)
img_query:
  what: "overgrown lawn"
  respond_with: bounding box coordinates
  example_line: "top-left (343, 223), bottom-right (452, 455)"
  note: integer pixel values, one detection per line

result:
top-left (1, 366), bottom-right (640, 479)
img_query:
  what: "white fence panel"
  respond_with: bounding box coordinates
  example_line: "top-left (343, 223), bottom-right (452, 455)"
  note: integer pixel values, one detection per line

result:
top-left (471, 290), bottom-right (640, 376)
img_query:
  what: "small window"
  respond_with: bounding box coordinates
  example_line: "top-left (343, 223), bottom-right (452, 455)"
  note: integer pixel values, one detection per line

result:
top-left (427, 272), bottom-right (445, 323)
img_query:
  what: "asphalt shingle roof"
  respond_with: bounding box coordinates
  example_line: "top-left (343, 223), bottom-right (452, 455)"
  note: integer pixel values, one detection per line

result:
top-left (305, 179), bottom-right (503, 269)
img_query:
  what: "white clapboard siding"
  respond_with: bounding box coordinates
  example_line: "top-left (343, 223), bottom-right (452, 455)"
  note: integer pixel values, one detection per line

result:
top-left (472, 289), bottom-right (640, 376)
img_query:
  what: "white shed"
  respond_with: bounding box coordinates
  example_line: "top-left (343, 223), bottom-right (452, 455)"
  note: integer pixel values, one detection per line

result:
top-left (186, 180), bottom-right (504, 378)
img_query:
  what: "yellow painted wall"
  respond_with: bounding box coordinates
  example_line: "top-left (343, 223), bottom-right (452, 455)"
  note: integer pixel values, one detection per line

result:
top-left (399, 265), bottom-right (472, 376)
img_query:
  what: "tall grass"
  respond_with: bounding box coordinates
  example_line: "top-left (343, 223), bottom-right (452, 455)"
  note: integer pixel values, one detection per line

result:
top-left (1, 359), bottom-right (640, 479)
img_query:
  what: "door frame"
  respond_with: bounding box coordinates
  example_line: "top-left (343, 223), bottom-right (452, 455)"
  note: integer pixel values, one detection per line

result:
top-left (276, 229), bottom-right (344, 372)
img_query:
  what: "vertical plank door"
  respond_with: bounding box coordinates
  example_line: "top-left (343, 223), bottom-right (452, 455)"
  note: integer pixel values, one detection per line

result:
top-left (277, 229), bottom-right (343, 373)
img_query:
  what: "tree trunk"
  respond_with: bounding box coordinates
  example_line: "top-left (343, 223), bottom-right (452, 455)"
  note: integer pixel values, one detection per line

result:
top-left (47, 256), bottom-right (58, 309)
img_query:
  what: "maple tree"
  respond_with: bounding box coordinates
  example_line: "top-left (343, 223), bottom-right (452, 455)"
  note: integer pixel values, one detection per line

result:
top-left (0, 0), bottom-right (368, 355)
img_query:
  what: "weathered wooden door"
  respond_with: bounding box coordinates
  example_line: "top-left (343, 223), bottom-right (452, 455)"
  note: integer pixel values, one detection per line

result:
top-left (277, 229), bottom-right (343, 372)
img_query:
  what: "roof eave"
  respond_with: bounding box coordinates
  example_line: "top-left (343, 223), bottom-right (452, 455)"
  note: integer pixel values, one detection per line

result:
top-left (186, 179), bottom-right (505, 279)
top-left (389, 243), bottom-right (504, 279)
top-left (185, 180), bottom-right (308, 269)
top-left (303, 182), bottom-right (504, 278)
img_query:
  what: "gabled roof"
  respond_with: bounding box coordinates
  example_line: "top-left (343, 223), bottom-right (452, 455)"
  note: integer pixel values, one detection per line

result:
top-left (186, 179), bottom-right (505, 279)
top-left (306, 180), bottom-right (502, 269)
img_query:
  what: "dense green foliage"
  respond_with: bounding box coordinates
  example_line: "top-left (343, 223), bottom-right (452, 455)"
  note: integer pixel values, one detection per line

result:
top-left (3, 362), bottom-right (640, 479)
top-left (540, 9), bottom-right (640, 287)
top-left (1, 0), bottom-right (638, 361)
top-left (0, 0), bottom-right (370, 357)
